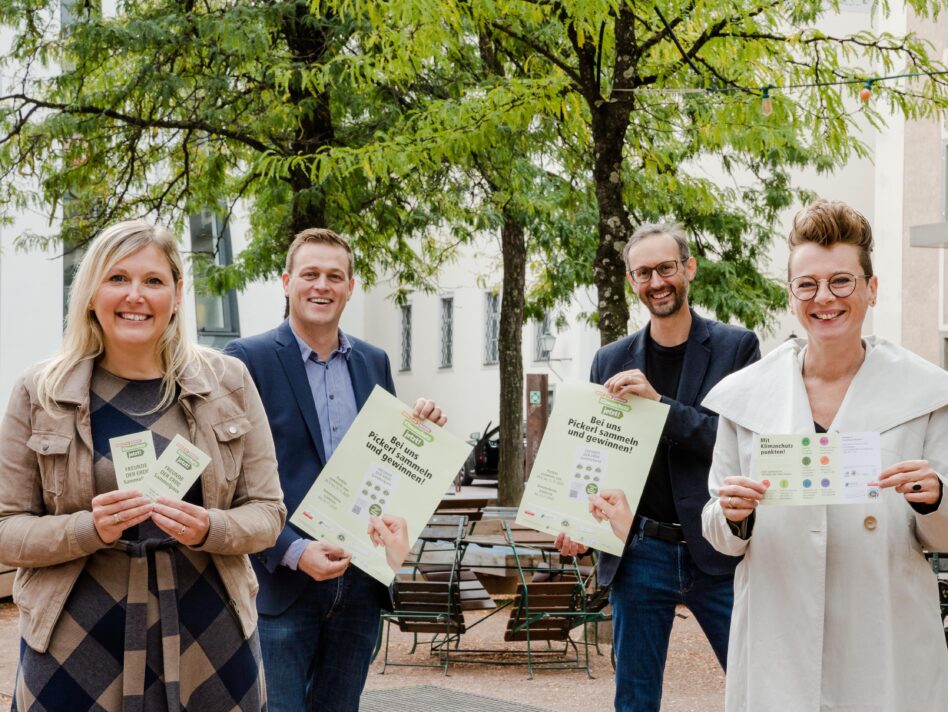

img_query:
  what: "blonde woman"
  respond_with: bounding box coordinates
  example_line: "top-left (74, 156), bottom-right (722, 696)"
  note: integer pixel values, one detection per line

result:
top-left (0, 221), bottom-right (285, 711)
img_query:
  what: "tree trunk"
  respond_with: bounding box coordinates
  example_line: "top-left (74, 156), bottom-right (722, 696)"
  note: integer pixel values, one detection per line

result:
top-left (591, 110), bottom-right (633, 347)
top-left (281, 1), bottom-right (335, 316)
top-left (281, 0), bottom-right (336, 237)
top-left (497, 210), bottom-right (526, 506)
top-left (586, 9), bottom-right (636, 347)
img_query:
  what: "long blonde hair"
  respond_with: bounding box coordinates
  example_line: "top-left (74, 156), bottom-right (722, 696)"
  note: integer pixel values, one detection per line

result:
top-left (37, 220), bottom-right (212, 412)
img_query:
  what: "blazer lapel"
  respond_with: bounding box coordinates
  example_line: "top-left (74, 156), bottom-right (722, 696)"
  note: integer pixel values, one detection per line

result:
top-left (675, 311), bottom-right (711, 407)
top-left (274, 322), bottom-right (327, 467)
top-left (619, 325), bottom-right (648, 373)
top-left (347, 347), bottom-right (373, 409)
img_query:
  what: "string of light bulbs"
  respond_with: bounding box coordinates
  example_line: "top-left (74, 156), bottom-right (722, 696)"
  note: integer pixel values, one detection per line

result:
top-left (757, 69), bottom-right (948, 116)
top-left (610, 68), bottom-right (948, 113)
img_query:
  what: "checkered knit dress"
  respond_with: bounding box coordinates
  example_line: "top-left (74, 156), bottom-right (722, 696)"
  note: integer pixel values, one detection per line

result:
top-left (14, 367), bottom-right (267, 712)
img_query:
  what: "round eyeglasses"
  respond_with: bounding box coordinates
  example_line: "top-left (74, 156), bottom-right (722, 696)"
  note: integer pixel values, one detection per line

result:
top-left (628, 259), bottom-right (683, 284)
top-left (788, 272), bottom-right (869, 301)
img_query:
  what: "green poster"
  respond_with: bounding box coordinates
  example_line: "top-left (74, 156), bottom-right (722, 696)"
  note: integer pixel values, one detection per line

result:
top-left (517, 381), bottom-right (669, 555)
top-left (289, 386), bottom-right (471, 585)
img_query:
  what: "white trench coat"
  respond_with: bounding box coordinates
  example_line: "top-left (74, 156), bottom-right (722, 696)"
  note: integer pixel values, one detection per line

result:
top-left (701, 337), bottom-right (948, 712)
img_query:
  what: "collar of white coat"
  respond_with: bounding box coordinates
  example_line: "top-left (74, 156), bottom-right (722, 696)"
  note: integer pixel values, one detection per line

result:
top-left (702, 336), bottom-right (948, 434)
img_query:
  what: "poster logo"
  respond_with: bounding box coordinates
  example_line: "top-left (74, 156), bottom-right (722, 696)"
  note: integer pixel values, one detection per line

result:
top-left (596, 391), bottom-right (631, 420)
top-left (401, 411), bottom-right (434, 447)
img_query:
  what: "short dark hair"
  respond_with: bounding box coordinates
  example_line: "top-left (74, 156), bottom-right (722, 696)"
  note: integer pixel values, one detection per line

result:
top-left (285, 228), bottom-right (354, 277)
top-left (788, 200), bottom-right (873, 278)
top-left (622, 223), bottom-right (691, 270)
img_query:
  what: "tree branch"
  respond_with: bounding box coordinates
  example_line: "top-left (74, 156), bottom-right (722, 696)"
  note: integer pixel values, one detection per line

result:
top-left (0, 92), bottom-right (278, 155)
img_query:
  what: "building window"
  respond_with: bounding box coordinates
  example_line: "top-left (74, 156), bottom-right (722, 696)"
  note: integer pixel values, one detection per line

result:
top-left (189, 210), bottom-right (240, 348)
top-left (400, 304), bottom-right (412, 371)
top-left (484, 292), bottom-right (500, 365)
top-left (440, 297), bottom-right (453, 368)
top-left (534, 313), bottom-right (554, 361)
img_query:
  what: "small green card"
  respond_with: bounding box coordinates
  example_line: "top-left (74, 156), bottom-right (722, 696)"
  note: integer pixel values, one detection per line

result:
top-left (109, 431), bottom-right (157, 490)
top-left (148, 433), bottom-right (212, 501)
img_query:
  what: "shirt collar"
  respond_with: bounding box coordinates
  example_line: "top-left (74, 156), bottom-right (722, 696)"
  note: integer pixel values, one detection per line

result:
top-left (290, 324), bottom-right (353, 363)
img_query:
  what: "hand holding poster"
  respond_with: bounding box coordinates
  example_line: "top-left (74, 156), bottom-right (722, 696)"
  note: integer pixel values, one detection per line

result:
top-left (290, 386), bottom-right (470, 585)
top-left (517, 381), bottom-right (669, 555)
top-left (753, 432), bottom-right (882, 505)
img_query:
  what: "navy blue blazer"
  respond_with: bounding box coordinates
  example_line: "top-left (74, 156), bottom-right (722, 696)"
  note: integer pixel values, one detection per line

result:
top-left (224, 320), bottom-right (396, 615)
top-left (592, 310), bottom-right (760, 586)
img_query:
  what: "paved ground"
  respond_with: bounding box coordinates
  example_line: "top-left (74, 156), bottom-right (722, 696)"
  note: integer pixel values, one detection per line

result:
top-left (365, 605), bottom-right (724, 711)
top-left (0, 600), bottom-right (724, 711)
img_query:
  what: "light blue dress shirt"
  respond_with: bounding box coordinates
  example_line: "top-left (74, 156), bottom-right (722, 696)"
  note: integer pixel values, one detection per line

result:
top-left (281, 326), bottom-right (359, 570)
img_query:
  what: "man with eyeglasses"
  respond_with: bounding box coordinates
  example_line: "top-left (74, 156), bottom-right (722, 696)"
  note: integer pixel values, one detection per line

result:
top-left (556, 223), bottom-right (760, 711)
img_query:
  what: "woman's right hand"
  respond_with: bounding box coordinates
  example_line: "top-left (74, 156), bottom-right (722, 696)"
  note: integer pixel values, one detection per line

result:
top-left (588, 489), bottom-right (635, 543)
top-left (368, 515), bottom-right (411, 574)
top-left (718, 476), bottom-right (766, 522)
top-left (92, 489), bottom-right (154, 544)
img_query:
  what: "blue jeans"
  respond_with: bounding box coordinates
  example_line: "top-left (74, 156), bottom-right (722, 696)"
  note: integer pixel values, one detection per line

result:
top-left (258, 567), bottom-right (385, 712)
top-left (610, 524), bottom-right (733, 712)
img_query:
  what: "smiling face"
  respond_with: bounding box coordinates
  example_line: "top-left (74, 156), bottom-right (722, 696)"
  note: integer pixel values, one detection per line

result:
top-left (788, 241), bottom-right (877, 346)
top-left (283, 241), bottom-right (355, 335)
top-left (91, 243), bottom-right (182, 358)
top-left (625, 233), bottom-right (696, 318)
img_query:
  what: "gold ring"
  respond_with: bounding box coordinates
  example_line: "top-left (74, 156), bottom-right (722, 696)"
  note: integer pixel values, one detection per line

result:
top-left (112, 513), bottom-right (121, 525)
top-left (179, 526), bottom-right (187, 536)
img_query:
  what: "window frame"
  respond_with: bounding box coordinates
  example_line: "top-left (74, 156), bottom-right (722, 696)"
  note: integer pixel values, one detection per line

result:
top-left (440, 297), bottom-right (453, 369)
top-left (400, 304), bottom-right (413, 372)
top-left (484, 292), bottom-right (500, 365)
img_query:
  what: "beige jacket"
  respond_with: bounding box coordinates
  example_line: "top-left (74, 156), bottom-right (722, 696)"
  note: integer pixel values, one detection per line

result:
top-left (0, 350), bottom-right (286, 653)
top-left (701, 338), bottom-right (948, 712)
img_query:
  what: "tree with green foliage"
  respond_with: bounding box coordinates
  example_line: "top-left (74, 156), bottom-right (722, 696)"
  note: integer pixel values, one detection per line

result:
top-left (302, 0), bottom-right (948, 501)
top-left (0, 0), bottom-right (461, 297)
top-left (336, 0), bottom-right (948, 345)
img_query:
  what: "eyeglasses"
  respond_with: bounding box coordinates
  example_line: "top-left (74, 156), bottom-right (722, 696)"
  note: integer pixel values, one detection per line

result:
top-left (788, 272), bottom-right (869, 301)
top-left (627, 259), bottom-right (683, 284)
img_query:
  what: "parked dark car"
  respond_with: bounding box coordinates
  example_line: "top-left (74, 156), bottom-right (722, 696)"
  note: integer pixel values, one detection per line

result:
top-left (459, 421), bottom-right (500, 486)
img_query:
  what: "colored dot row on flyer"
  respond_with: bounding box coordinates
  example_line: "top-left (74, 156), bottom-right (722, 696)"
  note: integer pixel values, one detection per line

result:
top-left (761, 478), bottom-right (833, 489)
top-left (801, 455), bottom-right (831, 466)
top-left (800, 436), bottom-right (831, 446)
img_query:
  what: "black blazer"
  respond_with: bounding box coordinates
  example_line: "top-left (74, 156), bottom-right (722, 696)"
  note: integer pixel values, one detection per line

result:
top-left (591, 310), bottom-right (760, 585)
top-left (224, 320), bottom-right (396, 614)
